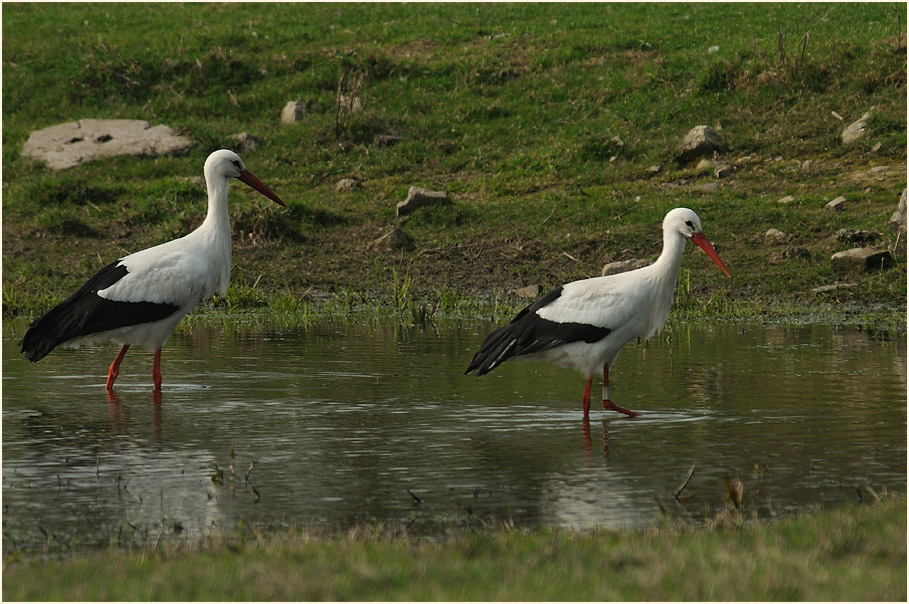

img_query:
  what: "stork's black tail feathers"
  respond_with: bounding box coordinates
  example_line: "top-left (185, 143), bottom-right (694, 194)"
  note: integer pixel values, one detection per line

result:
top-left (466, 286), bottom-right (612, 376)
top-left (467, 289), bottom-right (563, 376)
top-left (20, 261), bottom-right (177, 362)
top-left (465, 287), bottom-right (566, 375)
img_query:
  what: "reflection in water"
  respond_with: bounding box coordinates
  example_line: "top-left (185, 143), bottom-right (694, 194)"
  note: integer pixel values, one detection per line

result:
top-left (2, 317), bottom-right (906, 550)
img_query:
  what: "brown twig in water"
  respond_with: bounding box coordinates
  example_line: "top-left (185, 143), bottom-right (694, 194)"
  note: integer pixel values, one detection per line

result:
top-left (673, 461), bottom-right (696, 501)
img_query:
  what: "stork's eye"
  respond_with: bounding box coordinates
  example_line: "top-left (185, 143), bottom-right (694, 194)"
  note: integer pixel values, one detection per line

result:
top-left (231, 160), bottom-right (241, 169)
top-left (685, 220), bottom-right (694, 228)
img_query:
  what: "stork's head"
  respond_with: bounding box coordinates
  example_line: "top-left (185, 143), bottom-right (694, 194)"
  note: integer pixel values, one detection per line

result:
top-left (664, 207), bottom-right (730, 277)
top-left (204, 149), bottom-right (286, 207)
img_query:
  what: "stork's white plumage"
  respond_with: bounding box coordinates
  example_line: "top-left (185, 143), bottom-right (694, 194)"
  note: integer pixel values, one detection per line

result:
top-left (466, 207), bottom-right (730, 419)
top-left (21, 149), bottom-right (286, 391)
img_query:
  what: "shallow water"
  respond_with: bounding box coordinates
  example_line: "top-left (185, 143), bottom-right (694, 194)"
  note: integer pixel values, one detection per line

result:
top-left (2, 317), bottom-right (906, 550)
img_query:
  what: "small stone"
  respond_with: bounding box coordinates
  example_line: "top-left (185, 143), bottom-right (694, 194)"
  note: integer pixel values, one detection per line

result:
top-left (601, 258), bottom-right (651, 276)
top-left (869, 165), bottom-right (889, 173)
top-left (764, 228), bottom-right (790, 243)
top-left (231, 132), bottom-right (262, 153)
top-left (871, 142), bottom-right (882, 152)
top-left (825, 196), bottom-right (847, 211)
top-left (695, 158), bottom-right (716, 172)
top-left (811, 282), bottom-right (857, 294)
top-left (178, 176), bottom-right (206, 189)
top-left (646, 165), bottom-right (662, 174)
top-left (769, 247), bottom-right (810, 264)
top-left (841, 111), bottom-right (871, 144)
top-left (801, 160), bottom-right (812, 170)
top-left (281, 100), bottom-right (305, 124)
top-left (890, 188), bottom-right (906, 234)
top-left (368, 227), bottom-right (413, 252)
top-left (777, 195), bottom-right (795, 204)
top-left (338, 95), bottom-right (364, 114)
top-left (396, 186), bottom-right (451, 217)
top-left (714, 164), bottom-right (733, 179)
top-left (677, 125), bottom-right (728, 163)
top-left (835, 229), bottom-right (880, 245)
top-left (335, 178), bottom-right (360, 193)
top-left (757, 70), bottom-right (780, 85)
top-left (693, 182), bottom-right (719, 194)
top-left (374, 129), bottom-right (405, 147)
top-left (831, 248), bottom-right (893, 271)
top-left (513, 284), bottom-right (542, 299)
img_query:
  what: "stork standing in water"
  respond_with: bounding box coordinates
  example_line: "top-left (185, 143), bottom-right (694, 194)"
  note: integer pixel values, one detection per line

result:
top-left (466, 207), bottom-right (730, 419)
top-left (20, 149), bottom-right (286, 391)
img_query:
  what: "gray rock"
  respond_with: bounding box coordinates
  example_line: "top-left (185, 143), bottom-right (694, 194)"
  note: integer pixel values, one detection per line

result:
top-left (396, 186), bottom-right (451, 217)
top-left (601, 258), bottom-right (651, 276)
top-left (22, 119), bottom-right (194, 170)
top-left (825, 196), bottom-right (847, 211)
top-left (777, 195), bottom-right (795, 204)
top-left (368, 227), bottom-right (413, 251)
top-left (841, 111), bottom-right (871, 144)
top-left (695, 158), bottom-right (716, 172)
top-left (177, 176), bottom-right (206, 189)
top-left (513, 284), bottom-right (542, 299)
top-left (714, 164), bottom-right (733, 179)
top-left (769, 247), bottom-right (810, 264)
top-left (281, 100), bottom-right (305, 124)
top-left (677, 125), bottom-right (728, 163)
top-left (232, 132), bottom-right (262, 153)
top-left (335, 178), bottom-right (360, 193)
top-left (835, 229), bottom-right (880, 245)
top-left (374, 128), bottom-right (405, 147)
top-left (811, 282), bottom-right (857, 294)
top-left (693, 182), bottom-right (719, 194)
top-left (646, 164), bottom-right (662, 175)
top-left (890, 188), bottom-right (906, 234)
top-left (338, 95), bottom-right (364, 114)
top-left (831, 247), bottom-right (893, 271)
top-left (764, 228), bottom-right (790, 243)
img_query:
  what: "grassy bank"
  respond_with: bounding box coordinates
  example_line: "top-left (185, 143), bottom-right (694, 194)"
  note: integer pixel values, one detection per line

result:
top-left (2, 4), bottom-right (906, 326)
top-left (3, 498), bottom-right (905, 601)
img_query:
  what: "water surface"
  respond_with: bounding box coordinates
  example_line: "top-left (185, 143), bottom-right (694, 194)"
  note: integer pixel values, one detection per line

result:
top-left (3, 317), bottom-right (905, 550)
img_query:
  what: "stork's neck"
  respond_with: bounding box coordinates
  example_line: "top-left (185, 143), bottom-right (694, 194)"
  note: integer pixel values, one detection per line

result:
top-left (200, 169), bottom-right (231, 237)
top-left (651, 227), bottom-right (689, 298)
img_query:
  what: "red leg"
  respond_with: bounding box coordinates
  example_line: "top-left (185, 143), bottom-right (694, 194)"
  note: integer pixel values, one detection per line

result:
top-left (602, 363), bottom-right (640, 417)
top-left (152, 347), bottom-right (163, 391)
top-left (581, 376), bottom-right (593, 419)
top-left (106, 345), bottom-right (129, 391)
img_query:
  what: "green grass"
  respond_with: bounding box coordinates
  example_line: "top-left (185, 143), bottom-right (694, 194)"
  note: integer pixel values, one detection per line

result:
top-left (3, 4), bottom-right (905, 325)
top-left (3, 498), bottom-right (905, 601)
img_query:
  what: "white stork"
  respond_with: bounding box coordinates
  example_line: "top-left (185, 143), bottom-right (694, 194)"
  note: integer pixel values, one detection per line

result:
top-left (20, 149), bottom-right (286, 391)
top-left (466, 207), bottom-right (730, 419)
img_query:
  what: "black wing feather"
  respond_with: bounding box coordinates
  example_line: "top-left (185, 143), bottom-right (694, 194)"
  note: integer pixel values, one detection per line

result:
top-left (20, 260), bottom-right (180, 362)
top-left (465, 286), bottom-right (611, 376)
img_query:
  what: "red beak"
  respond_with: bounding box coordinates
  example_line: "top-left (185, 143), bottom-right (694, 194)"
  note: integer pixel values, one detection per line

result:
top-left (238, 169), bottom-right (286, 207)
top-left (690, 231), bottom-right (730, 277)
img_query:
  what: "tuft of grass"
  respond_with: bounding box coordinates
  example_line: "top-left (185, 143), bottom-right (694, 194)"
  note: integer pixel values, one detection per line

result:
top-left (3, 498), bottom-right (904, 601)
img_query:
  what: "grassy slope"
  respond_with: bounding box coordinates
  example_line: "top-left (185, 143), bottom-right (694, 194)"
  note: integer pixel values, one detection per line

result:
top-left (3, 498), bottom-right (905, 601)
top-left (2, 4), bottom-right (906, 324)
